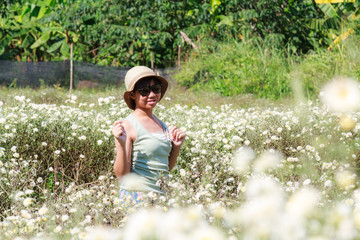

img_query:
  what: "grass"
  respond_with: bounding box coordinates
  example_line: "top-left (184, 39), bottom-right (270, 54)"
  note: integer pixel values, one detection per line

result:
top-left (174, 36), bottom-right (360, 100)
top-left (0, 83), bottom-right (285, 110)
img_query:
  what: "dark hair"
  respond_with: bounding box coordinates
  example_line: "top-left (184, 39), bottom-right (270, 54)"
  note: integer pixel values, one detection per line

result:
top-left (133, 77), bottom-right (161, 92)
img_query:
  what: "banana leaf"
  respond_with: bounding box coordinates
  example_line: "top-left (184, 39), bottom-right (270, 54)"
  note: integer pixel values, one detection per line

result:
top-left (47, 39), bottom-right (64, 53)
top-left (30, 32), bottom-right (50, 49)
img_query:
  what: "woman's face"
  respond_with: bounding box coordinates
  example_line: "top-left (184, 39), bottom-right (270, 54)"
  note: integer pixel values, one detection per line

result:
top-left (131, 78), bottom-right (162, 110)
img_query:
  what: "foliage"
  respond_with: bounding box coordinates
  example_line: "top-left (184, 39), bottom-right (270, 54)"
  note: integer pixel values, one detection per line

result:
top-left (1, 0), bottom-right (360, 67)
top-left (174, 35), bottom-right (360, 99)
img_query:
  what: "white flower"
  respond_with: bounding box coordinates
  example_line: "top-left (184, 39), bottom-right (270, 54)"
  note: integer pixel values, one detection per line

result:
top-left (79, 135), bottom-right (87, 140)
top-left (20, 210), bottom-right (32, 219)
top-left (119, 173), bottom-right (149, 191)
top-left (320, 77), bottom-right (360, 112)
top-left (232, 146), bottom-right (255, 175)
top-left (303, 179), bottom-right (311, 186)
top-left (38, 206), bottom-right (49, 216)
top-left (180, 169), bottom-right (186, 177)
top-left (14, 191), bottom-right (25, 200)
top-left (23, 197), bottom-right (35, 207)
top-left (84, 226), bottom-right (122, 240)
top-left (324, 180), bottom-right (332, 187)
top-left (61, 214), bottom-right (70, 222)
top-left (286, 187), bottom-right (320, 218)
top-left (339, 114), bottom-right (356, 131)
top-left (97, 140), bottom-right (103, 145)
top-left (11, 146), bottom-right (17, 152)
top-left (41, 142), bottom-right (48, 146)
top-left (69, 208), bottom-right (78, 213)
top-left (13, 153), bottom-right (19, 158)
top-left (54, 150), bottom-right (61, 155)
top-left (80, 154), bottom-right (85, 159)
top-left (192, 225), bottom-right (226, 240)
top-left (98, 175), bottom-right (106, 181)
top-left (25, 189), bottom-right (34, 195)
top-left (14, 95), bottom-right (26, 102)
top-left (253, 150), bottom-right (282, 173)
top-left (336, 170), bottom-right (356, 189)
top-left (54, 226), bottom-right (62, 233)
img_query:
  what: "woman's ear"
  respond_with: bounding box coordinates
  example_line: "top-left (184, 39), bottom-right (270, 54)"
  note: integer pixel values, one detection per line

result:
top-left (130, 92), bottom-right (135, 100)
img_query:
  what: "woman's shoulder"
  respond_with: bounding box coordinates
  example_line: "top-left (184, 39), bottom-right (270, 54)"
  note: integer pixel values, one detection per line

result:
top-left (122, 114), bottom-right (136, 139)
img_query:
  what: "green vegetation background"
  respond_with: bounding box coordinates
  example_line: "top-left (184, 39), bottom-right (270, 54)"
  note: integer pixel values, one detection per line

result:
top-left (1, 0), bottom-right (360, 99)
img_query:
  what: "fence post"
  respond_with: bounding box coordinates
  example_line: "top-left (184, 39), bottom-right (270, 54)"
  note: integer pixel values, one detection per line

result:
top-left (151, 52), bottom-right (154, 69)
top-left (178, 45), bottom-right (181, 67)
top-left (70, 43), bottom-right (73, 91)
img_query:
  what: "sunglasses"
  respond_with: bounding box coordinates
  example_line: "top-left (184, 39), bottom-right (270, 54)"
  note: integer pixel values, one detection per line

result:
top-left (136, 83), bottom-right (162, 96)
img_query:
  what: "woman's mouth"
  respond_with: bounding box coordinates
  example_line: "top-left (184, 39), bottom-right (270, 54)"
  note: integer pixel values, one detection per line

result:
top-left (148, 99), bottom-right (157, 104)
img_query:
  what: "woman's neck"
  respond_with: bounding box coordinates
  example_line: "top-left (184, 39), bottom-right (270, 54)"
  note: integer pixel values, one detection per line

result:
top-left (133, 108), bottom-right (153, 118)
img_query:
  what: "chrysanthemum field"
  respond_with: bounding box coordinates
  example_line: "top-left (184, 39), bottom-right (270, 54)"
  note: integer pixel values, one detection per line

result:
top-left (1, 78), bottom-right (360, 240)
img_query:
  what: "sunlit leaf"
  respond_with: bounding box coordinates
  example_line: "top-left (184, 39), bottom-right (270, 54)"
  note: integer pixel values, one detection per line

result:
top-left (47, 39), bottom-right (64, 53)
top-left (30, 32), bottom-right (50, 49)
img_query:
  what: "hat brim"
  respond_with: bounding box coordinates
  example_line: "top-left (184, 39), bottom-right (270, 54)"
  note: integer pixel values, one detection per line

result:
top-left (123, 74), bottom-right (168, 110)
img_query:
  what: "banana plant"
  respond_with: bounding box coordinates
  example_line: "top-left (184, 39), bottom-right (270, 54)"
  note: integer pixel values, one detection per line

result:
top-left (0, 0), bottom-right (56, 61)
top-left (310, 0), bottom-right (360, 48)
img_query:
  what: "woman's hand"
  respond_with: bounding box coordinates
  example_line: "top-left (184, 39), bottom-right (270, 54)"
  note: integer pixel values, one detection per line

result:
top-left (112, 120), bottom-right (127, 145)
top-left (168, 126), bottom-right (186, 147)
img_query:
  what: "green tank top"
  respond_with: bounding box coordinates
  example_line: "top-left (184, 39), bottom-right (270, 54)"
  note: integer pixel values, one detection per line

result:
top-left (121, 113), bottom-right (172, 193)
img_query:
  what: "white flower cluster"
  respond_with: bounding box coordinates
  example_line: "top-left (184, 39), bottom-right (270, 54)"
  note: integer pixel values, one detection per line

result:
top-left (0, 86), bottom-right (360, 239)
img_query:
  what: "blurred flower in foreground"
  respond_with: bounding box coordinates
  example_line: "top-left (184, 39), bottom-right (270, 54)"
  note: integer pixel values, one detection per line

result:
top-left (123, 207), bottom-right (225, 240)
top-left (232, 146), bottom-right (255, 175)
top-left (320, 77), bottom-right (360, 112)
top-left (119, 173), bottom-right (149, 192)
top-left (253, 149), bottom-right (282, 173)
top-left (286, 187), bottom-right (320, 218)
top-left (84, 226), bottom-right (122, 240)
top-left (339, 115), bottom-right (356, 132)
top-left (336, 170), bottom-right (356, 189)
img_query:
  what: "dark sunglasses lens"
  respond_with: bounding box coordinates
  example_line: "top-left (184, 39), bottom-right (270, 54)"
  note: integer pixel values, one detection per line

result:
top-left (152, 84), bottom-right (162, 93)
top-left (137, 84), bottom-right (162, 96)
top-left (138, 87), bottom-right (151, 96)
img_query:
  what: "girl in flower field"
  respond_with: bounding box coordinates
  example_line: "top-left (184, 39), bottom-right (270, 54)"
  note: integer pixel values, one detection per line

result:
top-left (112, 66), bottom-right (186, 202)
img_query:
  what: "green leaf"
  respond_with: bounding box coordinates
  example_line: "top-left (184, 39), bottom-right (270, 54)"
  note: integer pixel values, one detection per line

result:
top-left (47, 39), bottom-right (64, 53)
top-left (18, 5), bottom-right (31, 23)
top-left (210, 0), bottom-right (221, 14)
top-left (37, 6), bottom-right (48, 19)
top-left (30, 32), bottom-right (51, 49)
top-left (60, 41), bottom-right (70, 57)
top-left (318, 4), bottom-right (339, 18)
top-left (216, 15), bottom-right (233, 27)
top-left (40, 27), bottom-right (63, 33)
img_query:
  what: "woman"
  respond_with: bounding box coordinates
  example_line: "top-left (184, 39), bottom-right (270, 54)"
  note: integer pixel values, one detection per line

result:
top-left (112, 66), bottom-right (186, 200)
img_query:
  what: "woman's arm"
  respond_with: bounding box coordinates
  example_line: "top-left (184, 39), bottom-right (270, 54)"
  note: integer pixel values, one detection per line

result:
top-left (168, 145), bottom-right (181, 171)
top-left (112, 120), bottom-right (133, 178)
top-left (168, 126), bottom-right (186, 171)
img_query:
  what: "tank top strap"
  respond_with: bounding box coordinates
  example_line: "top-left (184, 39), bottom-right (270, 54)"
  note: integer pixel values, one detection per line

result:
top-left (153, 115), bottom-right (168, 132)
top-left (125, 113), bottom-right (147, 137)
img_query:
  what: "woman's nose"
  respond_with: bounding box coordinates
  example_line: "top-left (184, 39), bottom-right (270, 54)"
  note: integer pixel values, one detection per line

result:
top-left (148, 90), bottom-right (157, 97)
